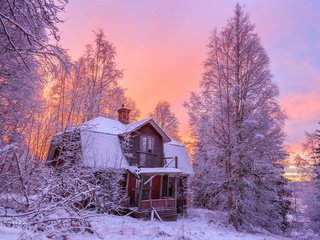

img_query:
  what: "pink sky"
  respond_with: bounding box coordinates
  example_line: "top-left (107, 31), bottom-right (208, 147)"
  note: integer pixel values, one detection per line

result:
top-left (58, 0), bottom-right (320, 155)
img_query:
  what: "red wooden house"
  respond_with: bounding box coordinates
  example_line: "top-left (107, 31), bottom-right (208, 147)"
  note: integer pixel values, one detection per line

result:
top-left (47, 106), bottom-right (193, 220)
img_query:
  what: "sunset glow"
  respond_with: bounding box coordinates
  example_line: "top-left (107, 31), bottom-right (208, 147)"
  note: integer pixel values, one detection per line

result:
top-left (3, 1), bottom-right (320, 236)
top-left (58, 0), bottom-right (320, 160)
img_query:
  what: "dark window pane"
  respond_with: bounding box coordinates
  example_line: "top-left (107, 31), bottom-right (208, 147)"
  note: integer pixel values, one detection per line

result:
top-left (162, 175), bottom-right (168, 197)
top-left (168, 177), bottom-right (175, 197)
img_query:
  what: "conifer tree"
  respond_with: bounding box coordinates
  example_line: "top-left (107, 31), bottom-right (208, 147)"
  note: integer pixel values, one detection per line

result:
top-left (185, 4), bottom-right (290, 233)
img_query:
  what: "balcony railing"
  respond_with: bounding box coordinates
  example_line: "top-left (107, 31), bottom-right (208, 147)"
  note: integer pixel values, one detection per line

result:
top-left (136, 152), bottom-right (179, 169)
top-left (163, 156), bottom-right (178, 168)
top-left (138, 152), bottom-right (158, 167)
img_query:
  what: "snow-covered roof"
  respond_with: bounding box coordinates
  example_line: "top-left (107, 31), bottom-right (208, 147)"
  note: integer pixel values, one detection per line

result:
top-left (81, 117), bottom-right (170, 142)
top-left (128, 166), bottom-right (182, 175)
top-left (164, 141), bottom-right (194, 175)
top-left (82, 117), bottom-right (125, 135)
top-left (48, 116), bottom-right (193, 174)
top-left (81, 131), bottom-right (129, 169)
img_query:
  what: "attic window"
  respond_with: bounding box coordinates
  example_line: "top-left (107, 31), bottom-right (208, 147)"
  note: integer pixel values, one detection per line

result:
top-left (140, 135), bottom-right (154, 153)
top-left (139, 135), bottom-right (155, 167)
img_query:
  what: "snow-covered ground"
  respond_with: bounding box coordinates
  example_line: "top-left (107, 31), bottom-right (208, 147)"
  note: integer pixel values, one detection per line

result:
top-left (0, 209), bottom-right (289, 240)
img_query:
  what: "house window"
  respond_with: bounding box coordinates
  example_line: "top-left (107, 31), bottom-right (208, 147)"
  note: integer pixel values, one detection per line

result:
top-left (141, 135), bottom-right (154, 153)
top-left (141, 176), bottom-right (151, 200)
top-left (140, 135), bottom-right (155, 166)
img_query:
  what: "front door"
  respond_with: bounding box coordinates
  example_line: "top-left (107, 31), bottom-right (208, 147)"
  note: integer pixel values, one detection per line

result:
top-left (162, 175), bottom-right (176, 198)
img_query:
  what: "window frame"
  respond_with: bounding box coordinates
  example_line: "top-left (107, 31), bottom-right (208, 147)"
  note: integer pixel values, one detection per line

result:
top-left (140, 135), bottom-right (155, 153)
top-left (140, 176), bottom-right (152, 200)
top-left (139, 135), bottom-right (156, 167)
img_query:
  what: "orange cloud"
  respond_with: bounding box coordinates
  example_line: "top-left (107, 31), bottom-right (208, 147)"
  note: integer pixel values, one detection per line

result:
top-left (280, 91), bottom-right (320, 157)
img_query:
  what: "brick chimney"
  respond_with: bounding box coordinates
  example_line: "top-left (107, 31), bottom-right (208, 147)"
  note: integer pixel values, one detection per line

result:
top-left (117, 104), bottom-right (131, 124)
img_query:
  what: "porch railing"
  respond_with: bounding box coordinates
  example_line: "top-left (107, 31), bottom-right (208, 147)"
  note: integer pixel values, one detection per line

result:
top-left (140, 198), bottom-right (175, 210)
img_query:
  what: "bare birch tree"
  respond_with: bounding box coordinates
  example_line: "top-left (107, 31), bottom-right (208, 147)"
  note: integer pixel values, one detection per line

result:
top-left (46, 29), bottom-right (140, 126)
top-left (75, 29), bottom-right (123, 121)
top-left (32, 30), bottom-right (140, 159)
top-left (150, 100), bottom-right (181, 141)
top-left (0, 0), bottom-right (68, 146)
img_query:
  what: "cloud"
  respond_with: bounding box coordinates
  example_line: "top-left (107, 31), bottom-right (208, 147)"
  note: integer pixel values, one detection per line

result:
top-left (281, 92), bottom-right (320, 154)
top-left (282, 92), bottom-right (320, 122)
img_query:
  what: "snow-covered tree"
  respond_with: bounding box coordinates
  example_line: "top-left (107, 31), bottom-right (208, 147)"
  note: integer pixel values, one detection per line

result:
top-left (0, 0), bottom-right (67, 68)
top-left (150, 100), bottom-right (181, 141)
top-left (309, 131), bottom-right (320, 232)
top-left (185, 4), bottom-right (290, 233)
top-left (0, 0), bottom-right (68, 146)
top-left (46, 29), bottom-right (140, 125)
top-left (29, 30), bottom-right (140, 159)
top-left (297, 128), bottom-right (320, 231)
top-left (0, 133), bottom-right (127, 237)
top-left (75, 29), bottom-right (124, 121)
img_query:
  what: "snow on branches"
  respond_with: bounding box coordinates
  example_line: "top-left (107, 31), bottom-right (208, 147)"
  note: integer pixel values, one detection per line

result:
top-left (185, 4), bottom-right (290, 233)
top-left (150, 100), bottom-right (181, 141)
top-left (0, 132), bottom-right (127, 238)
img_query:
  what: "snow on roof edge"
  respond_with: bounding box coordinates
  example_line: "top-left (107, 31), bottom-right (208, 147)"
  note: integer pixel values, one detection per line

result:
top-left (52, 117), bottom-right (174, 144)
top-left (128, 166), bottom-right (182, 175)
top-left (166, 139), bottom-right (184, 147)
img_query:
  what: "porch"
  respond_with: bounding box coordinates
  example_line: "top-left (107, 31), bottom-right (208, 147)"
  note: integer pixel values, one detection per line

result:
top-left (126, 166), bottom-right (182, 220)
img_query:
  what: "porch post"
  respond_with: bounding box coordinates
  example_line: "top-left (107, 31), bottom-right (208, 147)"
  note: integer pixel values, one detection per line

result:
top-left (174, 175), bottom-right (178, 209)
top-left (138, 175), bottom-right (143, 210)
top-left (125, 173), bottom-right (129, 207)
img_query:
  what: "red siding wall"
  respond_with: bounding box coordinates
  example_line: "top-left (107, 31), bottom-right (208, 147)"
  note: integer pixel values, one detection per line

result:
top-left (151, 175), bottom-right (161, 199)
top-left (128, 173), bottom-right (136, 206)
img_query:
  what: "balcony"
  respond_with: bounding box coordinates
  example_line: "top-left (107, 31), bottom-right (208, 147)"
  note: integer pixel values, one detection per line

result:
top-left (137, 152), bottom-right (159, 167)
top-left (137, 153), bottom-right (179, 168)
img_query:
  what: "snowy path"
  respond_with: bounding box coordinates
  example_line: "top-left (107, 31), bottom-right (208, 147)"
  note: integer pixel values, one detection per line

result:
top-left (83, 210), bottom-right (288, 240)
